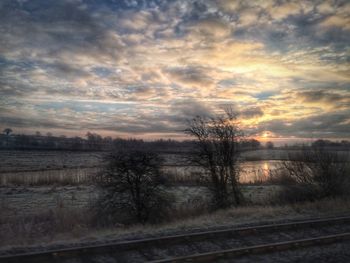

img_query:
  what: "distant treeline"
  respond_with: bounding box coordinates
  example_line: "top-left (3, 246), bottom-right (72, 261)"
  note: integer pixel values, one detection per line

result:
top-left (1, 130), bottom-right (349, 152)
top-left (0, 131), bottom-right (262, 152)
top-left (281, 139), bottom-right (350, 151)
top-left (311, 139), bottom-right (350, 150)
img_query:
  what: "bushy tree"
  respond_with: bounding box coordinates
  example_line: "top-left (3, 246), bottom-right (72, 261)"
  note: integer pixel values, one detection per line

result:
top-left (96, 150), bottom-right (171, 224)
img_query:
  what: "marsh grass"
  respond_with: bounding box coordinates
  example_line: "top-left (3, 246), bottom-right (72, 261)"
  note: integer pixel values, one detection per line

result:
top-left (0, 167), bottom-right (101, 186)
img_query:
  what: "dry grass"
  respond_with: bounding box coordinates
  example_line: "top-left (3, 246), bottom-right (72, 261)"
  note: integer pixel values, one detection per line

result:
top-left (1, 197), bottom-right (350, 252)
top-left (0, 206), bottom-right (95, 247)
top-left (0, 168), bottom-right (101, 186)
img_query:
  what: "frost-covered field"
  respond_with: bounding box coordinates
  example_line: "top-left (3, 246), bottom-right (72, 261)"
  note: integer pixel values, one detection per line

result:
top-left (0, 149), bottom-right (318, 222)
top-left (0, 184), bottom-right (279, 221)
top-left (0, 149), bottom-right (289, 172)
top-left (0, 151), bottom-right (190, 172)
top-left (1, 149), bottom-right (349, 250)
top-left (0, 150), bottom-right (105, 172)
top-left (0, 184), bottom-right (280, 249)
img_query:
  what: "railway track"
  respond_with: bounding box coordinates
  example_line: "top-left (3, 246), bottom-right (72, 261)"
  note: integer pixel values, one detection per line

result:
top-left (1, 215), bottom-right (350, 263)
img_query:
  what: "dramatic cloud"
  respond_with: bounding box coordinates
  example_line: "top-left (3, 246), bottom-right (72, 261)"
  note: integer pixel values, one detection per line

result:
top-left (0, 0), bottom-right (349, 142)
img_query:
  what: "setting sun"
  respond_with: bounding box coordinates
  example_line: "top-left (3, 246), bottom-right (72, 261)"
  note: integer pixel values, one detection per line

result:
top-left (262, 132), bottom-right (269, 138)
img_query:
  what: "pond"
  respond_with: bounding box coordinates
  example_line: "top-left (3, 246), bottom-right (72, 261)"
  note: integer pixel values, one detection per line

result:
top-left (239, 160), bottom-right (283, 183)
top-left (161, 160), bottom-right (284, 184)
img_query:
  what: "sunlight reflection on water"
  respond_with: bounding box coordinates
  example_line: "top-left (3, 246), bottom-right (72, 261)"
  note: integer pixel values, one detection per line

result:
top-left (239, 160), bottom-right (281, 183)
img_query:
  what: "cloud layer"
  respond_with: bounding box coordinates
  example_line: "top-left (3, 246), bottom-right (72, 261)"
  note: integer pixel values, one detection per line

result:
top-left (0, 0), bottom-right (349, 141)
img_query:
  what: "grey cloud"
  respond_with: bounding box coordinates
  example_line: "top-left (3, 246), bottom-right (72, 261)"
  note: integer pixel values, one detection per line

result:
top-left (164, 66), bottom-right (213, 87)
top-left (240, 107), bottom-right (264, 119)
top-left (0, 116), bottom-right (68, 130)
top-left (297, 90), bottom-right (349, 103)
top-left (259, 110), bottom-right (350, 138)
top-left (0, 0), bottom-right (124, 62)
top-left (0, 82), bottom-right (38, 97)
top-left (99, 120), bottom-right (178, 134)
top-left (169, 99), bottom-right (213, 124)
top-left (48, 62), bottom-right (92, 79)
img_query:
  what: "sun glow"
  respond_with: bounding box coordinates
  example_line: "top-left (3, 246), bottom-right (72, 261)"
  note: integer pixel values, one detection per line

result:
top-left (262, 131), bottom-right (269, 138)
top-left (258, 131), bottom-right (276, 142)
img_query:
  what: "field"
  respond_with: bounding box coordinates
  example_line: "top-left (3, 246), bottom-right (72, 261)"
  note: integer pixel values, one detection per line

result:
top-left (0, 149), bottom-right (291, 172)
top-left (0, 150), bottom-right (288, 186)
top-left (0, 185), bottom-right (279, 219)
top-left (0, 150), bottom-right (104, 172)
top-left (1, 149), bottom-right (349, 250)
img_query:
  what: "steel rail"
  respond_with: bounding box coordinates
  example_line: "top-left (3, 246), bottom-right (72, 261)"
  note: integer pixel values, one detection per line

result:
top-left (150, 232), bottom-right (350, 263)
top-left (1, 215), bottom-right (350, 263)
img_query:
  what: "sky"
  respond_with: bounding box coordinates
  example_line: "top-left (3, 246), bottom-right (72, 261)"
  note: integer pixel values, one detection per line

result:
top-left (0, 0), bottom-right (349, 142)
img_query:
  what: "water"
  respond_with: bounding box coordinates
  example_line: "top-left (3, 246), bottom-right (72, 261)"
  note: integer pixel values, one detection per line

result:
top-left (239, 160), bottom-right (283, 183)
top-left (161, 160), bottom-right (284, 184)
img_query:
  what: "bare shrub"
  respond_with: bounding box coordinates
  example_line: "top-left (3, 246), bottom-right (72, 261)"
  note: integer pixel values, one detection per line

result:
top-left (95, 150), bottom-right (173, 224)
top-left (185, 109), bottom-right (244, 209)
top-left (278, 146), bottom-right (349, 202)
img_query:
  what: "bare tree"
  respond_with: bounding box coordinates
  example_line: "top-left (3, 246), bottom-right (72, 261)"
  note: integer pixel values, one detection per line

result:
top-left (3, 128), bottom-right (13, 147)
top-left (185, 109), bottom-right (244, 208)
top-left (86, 132), bottom-right (103, 150)
top-left (96, 150), bottom-right (171, 224)
top-left (266, 141), bottom-right (274, 149)
top-left (3, 128), bottom-right (12, 136)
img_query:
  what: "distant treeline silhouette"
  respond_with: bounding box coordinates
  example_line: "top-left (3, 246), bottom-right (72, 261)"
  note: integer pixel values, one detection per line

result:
top-left (0, 130), bottom-right (262, 152)
top-left (311, 139), bottom-right (350, 149)
top-left (1, 129), bottom-right (348, 152)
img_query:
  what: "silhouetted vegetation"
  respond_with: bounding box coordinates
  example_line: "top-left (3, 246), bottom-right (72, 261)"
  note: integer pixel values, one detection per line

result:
top-left (0, 129), bottom-right (264, 153)
top-left (2, 128), bottom-right (13, 147)
top-left (3, 128), bottom-right (12, 136)
top-left (96, 150), bottom-right (172, 224)
top-left (278, 146), bottom-right (350, 203)
top-left (0, 130), bottom-right (195, 152)
top-left (266, 141), bottom-right (274, 149)
top-left (185, 110), bottom-right (244, 209)
top-left (240, 139), bottom-right (261, 150)
top-left (311, 139), bottom-right (350, 150)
